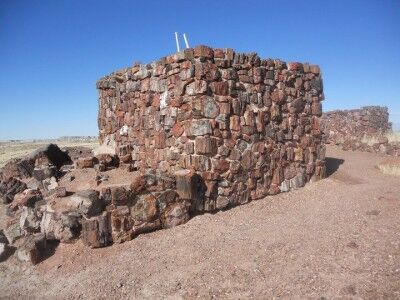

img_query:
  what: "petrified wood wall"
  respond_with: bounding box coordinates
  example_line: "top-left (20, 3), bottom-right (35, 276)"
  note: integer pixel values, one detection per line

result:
top-left (321, 106), bottom-right (391, 144)
top-left (97, 45), bottom-right (326, 212)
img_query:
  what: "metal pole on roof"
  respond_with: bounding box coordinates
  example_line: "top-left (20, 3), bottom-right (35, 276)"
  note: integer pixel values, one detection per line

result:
top-left (174, 32), bottom-right (180, 52)
top-left (183, 33), bottom-right (190, 48)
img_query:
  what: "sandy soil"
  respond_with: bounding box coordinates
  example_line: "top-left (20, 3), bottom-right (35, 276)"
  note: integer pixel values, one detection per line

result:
top-left (1, 145), bottom-right (400, 299)
top-left (0, 140), bottom-right (99, 167)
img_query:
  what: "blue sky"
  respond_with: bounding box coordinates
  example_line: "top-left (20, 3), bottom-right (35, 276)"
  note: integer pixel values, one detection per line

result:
top-left (0, 0), bottom-right (399, 140)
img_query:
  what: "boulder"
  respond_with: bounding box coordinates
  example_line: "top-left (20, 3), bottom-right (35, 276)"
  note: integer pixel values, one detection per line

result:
top-left (1, 144), bottom-right (71, 180)
top-left (0, 177), bottom-right (27, 204)
top-left (174, 170), bottom-right (206, 212)
top-left (47, 186), bottom-right (67, 198)
top-left (10, 189), bottom-right (42, 210)
top-left (76, 157), bottom-right (95, 169)
top-left (130, 175), bottom-right (146, 194)
top-left (110, 205), bottom-right (133, 243)
top-left (40, 209), bottom-right (81, 243)
top-left (16, 233), bottom-right (47, 265)
top-left (71, 189), bottom-right (103, 217)
top-left (42, 176), bottom-right (58, 192)
top-left (161, 202), bottom-right (190, 229)
top-left (95, 154), bottom-right (118, 169)
top-left (19, 207), bottom-right (41, 234)
top-left (82, 212), bottom-right (112, 248)
top-left (130, 194), bottom-right (159, 223)
top-left (64, 146), bottom-right (95, 162)
top-left (3, 220), bottom-right (24, 245)
top-left (32, 165), bottom-right (57, 181)
top-left (110, 186), bottom-right (132, 206)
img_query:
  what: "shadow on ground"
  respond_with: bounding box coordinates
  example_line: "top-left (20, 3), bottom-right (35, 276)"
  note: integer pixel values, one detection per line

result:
top-left (326, 157), bottom-right (345, 177)
top-left (0, 246), bottom-right (16, 263)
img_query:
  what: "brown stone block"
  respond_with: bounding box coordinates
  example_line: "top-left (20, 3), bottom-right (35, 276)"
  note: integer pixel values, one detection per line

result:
top-left (161, 202), bottom-right (190, 229)
top-left (76, 157), bottom-right (94, 169)
top-left (211, 81), bottom-right (229, 95)
top-left (154, 131), bottom-right (166, 149)
top-left (212, 158), bottom-right (230, 173)
top-left (195, 136), bottom-right (218, 155)
top-left (82, 211), bottom-right (112, 248)
top-left (111, 206), bottom-right (133, 243)
top-left (193, 45), bottom-right (214, 58)
top-left (230, 115), bottom-right (240, 131)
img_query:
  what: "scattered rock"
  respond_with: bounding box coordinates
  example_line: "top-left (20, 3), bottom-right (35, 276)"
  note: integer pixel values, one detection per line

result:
top-left (19, 207), bottom-right (41, 234)
top-left (16, 233), bottom-right (47, 265)
top-left (43, 176), bottom-right (58, 192)
top-left (0, 177), bottom-right (27, 204)
top-left (71, 189), bottom-right (103, 217)
top-left (76, 157), bottom-right (95, 169)
top-left (32, 165), bottom-right (57, 181)
top-left (40, 209), bottom-right (81, 243)
top-left (366, 209), bottom-right (380, 216)
top-left (3, 220), bottom-right (24, 245)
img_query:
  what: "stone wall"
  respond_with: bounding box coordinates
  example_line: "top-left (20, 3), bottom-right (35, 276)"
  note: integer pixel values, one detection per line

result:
top-left (97, 45), bottom-right (326, 212)
top-left (321, 106), bottom-right (391, 144)
top-left (321, 106), bottom-right (399, 156)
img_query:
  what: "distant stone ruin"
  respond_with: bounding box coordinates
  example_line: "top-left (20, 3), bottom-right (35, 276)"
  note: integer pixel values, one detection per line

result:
top-left (321, 106), bottom-right (399, 156)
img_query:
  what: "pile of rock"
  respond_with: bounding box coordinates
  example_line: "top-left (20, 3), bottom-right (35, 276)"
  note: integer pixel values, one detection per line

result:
top-left (0, 144), bottom-right (125, 264)
top-left (0, 144), bottom-right (195, 264)
top-left (321, 106), bottom-right (400, 156)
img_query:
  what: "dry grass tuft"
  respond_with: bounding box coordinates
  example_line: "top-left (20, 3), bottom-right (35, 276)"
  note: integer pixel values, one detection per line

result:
top-left (361, 135), bottom-right (380, 146)
top-left (361, 131), bottom-right (400, 146)
top-left (386, 132), bottom-right (400, 143)
top-left (377, 158), bottom-right (400, 177)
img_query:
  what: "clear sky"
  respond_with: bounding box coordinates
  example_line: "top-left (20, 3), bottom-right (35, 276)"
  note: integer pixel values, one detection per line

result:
top-left (0, 0), bottom-right (399, 140)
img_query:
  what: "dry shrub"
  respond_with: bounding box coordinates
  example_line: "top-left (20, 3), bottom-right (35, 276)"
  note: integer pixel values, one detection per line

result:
top-left (377, 158), bottom-right (400, 177)
top-left (386, 131), bottom-right (400, 143)
top-left (361, 135), bottom-right (380, 146)
top-left (361, 131), bottom-right (400, 146)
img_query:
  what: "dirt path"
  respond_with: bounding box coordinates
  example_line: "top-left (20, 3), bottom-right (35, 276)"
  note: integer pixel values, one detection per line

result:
top-left (1, 145), bottom-right (400, 299)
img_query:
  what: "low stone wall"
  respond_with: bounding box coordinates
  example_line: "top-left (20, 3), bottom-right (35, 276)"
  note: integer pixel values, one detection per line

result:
top-left (321, 106), bottom-right (391, 143)
top-left (97, 45), bottom-right (326, 212)
top-left (321, 106), bottom-right (399, 156)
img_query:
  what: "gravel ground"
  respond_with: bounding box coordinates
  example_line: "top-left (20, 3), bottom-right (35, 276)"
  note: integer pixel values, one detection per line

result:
top-left (1, 145), bottom-right (399, 299)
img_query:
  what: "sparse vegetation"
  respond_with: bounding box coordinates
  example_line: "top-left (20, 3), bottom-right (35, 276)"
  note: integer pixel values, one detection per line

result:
top-left (386, 131), bottom-right (400, 143)
top-left (378, 158), bottom-right (400, 177)
top-left (361, 131), bottom-right (400, 146)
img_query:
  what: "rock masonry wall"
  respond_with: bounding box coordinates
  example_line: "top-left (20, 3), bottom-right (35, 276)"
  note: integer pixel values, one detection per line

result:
top-left (321, 106), bottom-right (391, 143)
top-left (97, 45), bottom-right (326, 211)
top-left (321, 106), bottom-right (399, 156)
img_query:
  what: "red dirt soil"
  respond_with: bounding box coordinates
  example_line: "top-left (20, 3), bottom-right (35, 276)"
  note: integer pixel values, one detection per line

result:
top-left (1, 145), bottom-right (399, 299)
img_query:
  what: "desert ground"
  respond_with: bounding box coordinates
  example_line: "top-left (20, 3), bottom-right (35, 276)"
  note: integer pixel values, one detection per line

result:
top-left (0, 145), bottom-right (399, 299)
top-left (0, 138), bottom-right (99, 167)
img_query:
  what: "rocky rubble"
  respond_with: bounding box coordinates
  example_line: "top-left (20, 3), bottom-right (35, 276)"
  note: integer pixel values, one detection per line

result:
top-left (321, 106), bottom-right (400, 156)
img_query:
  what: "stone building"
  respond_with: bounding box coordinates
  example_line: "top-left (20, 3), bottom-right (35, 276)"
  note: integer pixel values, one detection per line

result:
top-left (97, 45), bottom-right (326, 212)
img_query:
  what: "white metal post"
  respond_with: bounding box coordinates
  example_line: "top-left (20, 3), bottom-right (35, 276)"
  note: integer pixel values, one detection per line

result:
top-left (183, 33), bottom-right (190, 48)
top-left (174, 32), bottom-right (180, 52)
